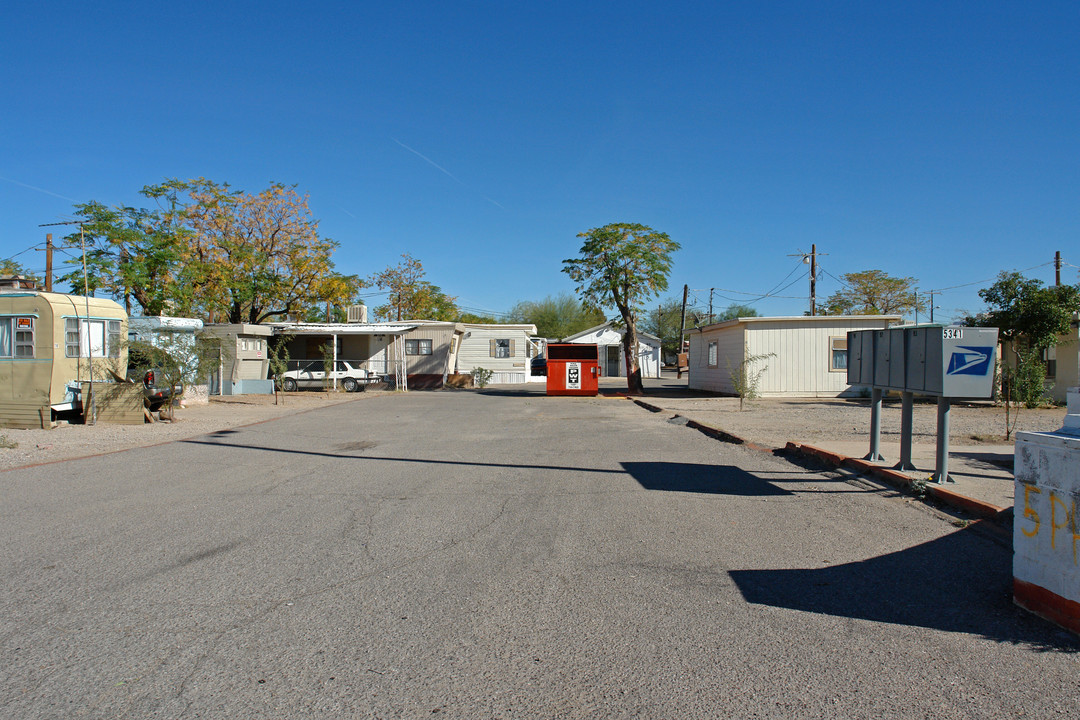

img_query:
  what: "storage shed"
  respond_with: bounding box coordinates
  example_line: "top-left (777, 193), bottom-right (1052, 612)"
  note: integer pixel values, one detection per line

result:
top-left (454, 323), bottom-right (539, 384)
top-left (562, 322), bottom-right (662, 379)
top-left (0, 291), bottom-right (128, 427)
top-left (201, 324), bottom-right (274, 395)
top-left (686, 315), bottom-right (901, 397)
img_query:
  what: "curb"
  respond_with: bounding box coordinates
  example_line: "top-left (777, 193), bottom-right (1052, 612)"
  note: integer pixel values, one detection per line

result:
top-left (785, 441), bottom-right (1010, 522)
top-left (625, 397), bottom-right (1011, 524)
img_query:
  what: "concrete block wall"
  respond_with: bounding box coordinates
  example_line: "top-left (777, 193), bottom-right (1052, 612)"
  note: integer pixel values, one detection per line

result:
top-left (1014, 392), bottom-right (1080, 635)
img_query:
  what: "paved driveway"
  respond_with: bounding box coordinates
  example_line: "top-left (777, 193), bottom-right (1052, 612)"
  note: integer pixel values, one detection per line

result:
top-left (1, 388), bottom-right (1077, 718)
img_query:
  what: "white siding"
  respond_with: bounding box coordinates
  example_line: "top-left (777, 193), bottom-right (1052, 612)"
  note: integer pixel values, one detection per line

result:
top-left (456, 326), bottom-right (532, 383)
top-left (565, 324), bottom-right (662, 378)
top-left (687, 325), bottom-right (745, 392)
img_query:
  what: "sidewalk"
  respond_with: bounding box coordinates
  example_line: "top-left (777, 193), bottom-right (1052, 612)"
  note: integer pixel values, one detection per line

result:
top-left (618, 374), bottom-right (1038, 522)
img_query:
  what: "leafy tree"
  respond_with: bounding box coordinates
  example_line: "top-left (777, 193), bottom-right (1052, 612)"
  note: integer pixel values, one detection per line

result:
top-left (563, 223), bottom-right (679, 393)
top-left (715, 303), bottom-right (759, 322)
top-left (61, 179), bottom-right (360, 323)
top-left (822, 270), bottom-right (924, 317)
top-left (0, 259), bottom-right (39, 281)
top-left (642, 298), bottom-right (685, 359)
top-left (506, 293), bottom-right (606, 339)
top-left (369, 253), bottom-right (459, 321)
top-left (965, 271), bottom-right (1080, 438)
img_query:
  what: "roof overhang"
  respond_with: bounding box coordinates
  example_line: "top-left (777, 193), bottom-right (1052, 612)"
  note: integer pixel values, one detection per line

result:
top-left (269, 322), bottom-right (417, 336)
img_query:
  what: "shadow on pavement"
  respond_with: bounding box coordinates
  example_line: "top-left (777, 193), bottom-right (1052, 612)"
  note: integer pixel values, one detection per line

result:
top-left (622, 461), bottom-right (792, 496)
top-left (729, 527), bottom-right (1080, 652)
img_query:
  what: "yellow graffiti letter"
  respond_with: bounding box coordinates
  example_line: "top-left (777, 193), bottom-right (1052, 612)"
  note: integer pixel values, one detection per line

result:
top-left (1021, 485), bottom-right (1041, 538)
top-left (1050, 493), bottom-right (1071, 550)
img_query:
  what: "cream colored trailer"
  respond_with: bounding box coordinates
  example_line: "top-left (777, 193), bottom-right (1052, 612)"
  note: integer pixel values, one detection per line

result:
top-left (0, 291), bottom-right (127, 427)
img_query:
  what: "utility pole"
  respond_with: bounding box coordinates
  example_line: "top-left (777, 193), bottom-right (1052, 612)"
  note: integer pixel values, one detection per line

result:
top-left (40, 220), bottom-right (95, 423)
top-left (45, 233), bottom-right (53, 291)
top-left (677, 284), bottom-right (688, 379)
top-left (788, 245), bottom-right (825, 316)
top-left (1055, 250), bottom-right (1062, 286)
top-left (926, 290), bottom-right (940, 324)
top-left (708, 288), bottom-right (714, 324)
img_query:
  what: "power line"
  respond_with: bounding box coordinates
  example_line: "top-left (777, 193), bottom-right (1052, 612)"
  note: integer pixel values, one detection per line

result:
top-left (929, 261), bottom-right (1055, 293)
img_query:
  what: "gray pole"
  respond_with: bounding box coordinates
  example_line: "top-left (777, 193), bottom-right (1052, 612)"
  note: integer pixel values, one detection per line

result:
top-left (932, 397), bottom-right (953, 483)
top-left (865, 387), bottom-right (884, 462)
top-left (897, 391), bottom-right (915, 470)
top-left (809, 243), bottom-right (817, 316)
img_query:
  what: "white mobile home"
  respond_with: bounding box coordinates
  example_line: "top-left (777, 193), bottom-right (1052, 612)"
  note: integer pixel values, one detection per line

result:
top-left (454, 323), bottom-right (539, 384)
top-left (563, 322), bottom-right (662, 379)
top-left (686, 315), bottom-right (900, 397)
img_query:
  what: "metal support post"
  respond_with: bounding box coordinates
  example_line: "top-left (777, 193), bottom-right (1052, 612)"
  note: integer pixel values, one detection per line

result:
top-left (896, 391), bottom-right (916, 470)
top-left (931, 396), bottom-right (953, 483)
top-left (865, 387), bottom-right (885, 461)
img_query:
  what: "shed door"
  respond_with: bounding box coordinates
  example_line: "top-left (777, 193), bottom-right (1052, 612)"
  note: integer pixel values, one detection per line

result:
top-left (606, 345), bottom-right (621, 377)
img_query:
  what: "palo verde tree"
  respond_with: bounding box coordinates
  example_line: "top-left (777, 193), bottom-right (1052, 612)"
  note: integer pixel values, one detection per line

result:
top-left (822, 269), bottom-right (925, 318)
top-left (562, 223), bottom-right (679, 393)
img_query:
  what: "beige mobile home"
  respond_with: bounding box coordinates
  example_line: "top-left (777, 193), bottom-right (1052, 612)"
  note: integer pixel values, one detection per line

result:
top-left (686, 315), bottom-right (900, 397)
top-left (454, 323), bottom-right (538, 384)
top-left (0, 291), bottom-right (127, 427)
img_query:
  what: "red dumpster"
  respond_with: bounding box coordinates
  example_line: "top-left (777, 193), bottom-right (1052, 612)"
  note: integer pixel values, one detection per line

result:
top-left (546, 343), bottom-right (600, 396)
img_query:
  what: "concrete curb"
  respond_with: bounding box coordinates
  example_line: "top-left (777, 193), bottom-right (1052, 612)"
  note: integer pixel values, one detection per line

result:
top-left (626, 397), bottom-right (1011, 524)
top-left (785, 441), bottom-right (1010, 522)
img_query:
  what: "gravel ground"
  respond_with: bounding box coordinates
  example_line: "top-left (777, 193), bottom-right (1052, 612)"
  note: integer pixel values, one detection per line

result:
top-left (635, 393), bottom-right (1068, 450)
top-left (0, 390), bottom-right (385, 471)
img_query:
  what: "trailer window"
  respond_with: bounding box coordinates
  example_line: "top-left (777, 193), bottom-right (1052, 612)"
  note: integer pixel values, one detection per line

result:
top-left (1, 317), bottom-right (35, 358)
top-left (64, 318), bottom-right (116, 358)
top-left (830, 336), bottom-right (848, 371)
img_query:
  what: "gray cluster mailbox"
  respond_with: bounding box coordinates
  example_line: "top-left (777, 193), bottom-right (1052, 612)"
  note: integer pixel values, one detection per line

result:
top-left (846, 325), bottom-right (999, 482)
top-left (847, 326), bottom-right (998, 398)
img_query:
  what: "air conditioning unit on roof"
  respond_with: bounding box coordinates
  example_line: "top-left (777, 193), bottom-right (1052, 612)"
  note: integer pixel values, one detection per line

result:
top-left (347, 305), bottom-right (368, 323)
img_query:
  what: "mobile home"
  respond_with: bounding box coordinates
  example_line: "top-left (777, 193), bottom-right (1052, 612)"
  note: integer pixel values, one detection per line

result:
top-left (0, 291), bottom-right (127, 427)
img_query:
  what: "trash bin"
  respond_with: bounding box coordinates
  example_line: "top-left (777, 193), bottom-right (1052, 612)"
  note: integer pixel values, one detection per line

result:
top-left (546, 343), bottom-right (600, 396)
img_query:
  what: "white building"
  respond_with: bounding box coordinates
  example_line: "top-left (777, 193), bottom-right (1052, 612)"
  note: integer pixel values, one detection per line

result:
top-left (562, 322), bottom-right (662, 379)
top-left (686, 315), bottom-right (900, 397)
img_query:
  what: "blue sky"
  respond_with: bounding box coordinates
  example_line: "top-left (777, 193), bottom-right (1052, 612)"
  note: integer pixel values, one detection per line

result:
top-left (2, 2), bottom-right (1077, 322)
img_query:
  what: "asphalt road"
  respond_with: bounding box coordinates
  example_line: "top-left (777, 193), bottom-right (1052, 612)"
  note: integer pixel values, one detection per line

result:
top-left (2, 388), bottom-right (1077, 719)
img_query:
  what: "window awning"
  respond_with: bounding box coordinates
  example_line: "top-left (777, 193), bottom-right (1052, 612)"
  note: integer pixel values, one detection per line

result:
top-left (268, 323), bottom-right (417, 336)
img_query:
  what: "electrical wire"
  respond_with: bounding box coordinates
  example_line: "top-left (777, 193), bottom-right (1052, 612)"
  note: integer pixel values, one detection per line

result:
top-left (929, 261), bottom-right (1055, 293)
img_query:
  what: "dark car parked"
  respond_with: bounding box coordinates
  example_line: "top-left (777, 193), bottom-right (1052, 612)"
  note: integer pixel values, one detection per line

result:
top-left (126, 349), bottom-right (181, 411)
top-left (530, 355), bottom-right (547, 377)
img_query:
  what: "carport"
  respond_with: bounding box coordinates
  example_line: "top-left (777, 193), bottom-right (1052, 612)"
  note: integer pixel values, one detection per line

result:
top-left (269, 322), bottom-right (417, 390)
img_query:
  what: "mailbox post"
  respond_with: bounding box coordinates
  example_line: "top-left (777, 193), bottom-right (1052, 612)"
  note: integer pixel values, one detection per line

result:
top-left (847, 325), bottom-right (998, 483)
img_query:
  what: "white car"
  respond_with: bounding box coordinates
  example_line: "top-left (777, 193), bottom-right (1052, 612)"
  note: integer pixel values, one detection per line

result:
top-left (279, 360), bottom-right (378, 392)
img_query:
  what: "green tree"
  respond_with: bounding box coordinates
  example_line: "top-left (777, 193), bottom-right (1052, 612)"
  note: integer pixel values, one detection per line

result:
top-left (642, 298), bottom-right (684, 359)
top-left (369, 253), bottom-right (459, 321)
top-left (822, 270), bottom-right (924, 317)
top-left (715, 303), bottom-right (759, 322)
top-left (562, 223), bottom-right (679, 393)
top-left (966, 271), bottom-right (1080, 438)
top-left (506, 293), bottom-right (606, 339)
top-left (0, 259), bottom-right (39, 281)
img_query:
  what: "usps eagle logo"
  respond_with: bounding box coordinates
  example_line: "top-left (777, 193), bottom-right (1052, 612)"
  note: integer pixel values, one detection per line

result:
top-left (946, 346), bottom-right (993, 376)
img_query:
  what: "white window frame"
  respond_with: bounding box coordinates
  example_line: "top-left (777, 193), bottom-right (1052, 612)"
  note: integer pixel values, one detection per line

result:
top-left (405, 338), bottom-right (433, 356)
top-left (64, 317), bottom-right (120, 359)
top-left (0, 316), bottom-right (35, 358)
top-left (707, 340), bottom-right (718, 368)
top-left (494, 339), bottom-right (511, 359)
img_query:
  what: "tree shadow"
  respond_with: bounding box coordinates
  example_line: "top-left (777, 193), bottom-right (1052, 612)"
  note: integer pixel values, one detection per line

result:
top-left (621, 461), bottom-right (793, 496)
top-left (728, 527), bottom-right (1080, 651)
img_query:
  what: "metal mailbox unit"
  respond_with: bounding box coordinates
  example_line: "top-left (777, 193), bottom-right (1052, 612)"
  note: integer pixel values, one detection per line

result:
top-left (545, 343), bottom-right (600, 397)
top-left (848, 325), bottom-right (998, 483)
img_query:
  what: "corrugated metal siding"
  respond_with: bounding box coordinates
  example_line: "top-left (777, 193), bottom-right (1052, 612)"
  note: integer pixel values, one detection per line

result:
top-left (746, 319), bottom-right (893, 397)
